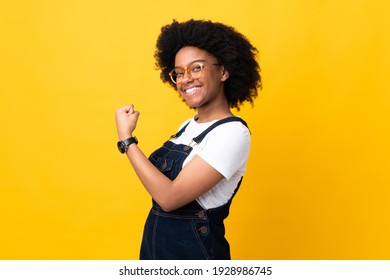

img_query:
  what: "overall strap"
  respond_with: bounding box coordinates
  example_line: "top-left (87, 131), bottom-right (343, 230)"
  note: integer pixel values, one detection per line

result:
top-left (170, 121), bottom-right (191, 139)
top-left (193, 116), bottom-right (248, 144)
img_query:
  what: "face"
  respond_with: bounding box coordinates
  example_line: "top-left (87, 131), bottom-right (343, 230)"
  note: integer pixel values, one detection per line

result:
top-left (173, 46), bottom-right (229, 109)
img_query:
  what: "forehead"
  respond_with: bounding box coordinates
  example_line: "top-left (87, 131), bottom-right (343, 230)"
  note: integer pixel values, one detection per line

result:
top-left (174, 46), bottom-right (216, 67)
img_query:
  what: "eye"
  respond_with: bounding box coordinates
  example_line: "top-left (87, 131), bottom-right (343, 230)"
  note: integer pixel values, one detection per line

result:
top-left (191, 64), bottom-right (203, 73)
top-left (174, 69), bottom-right (184, 77)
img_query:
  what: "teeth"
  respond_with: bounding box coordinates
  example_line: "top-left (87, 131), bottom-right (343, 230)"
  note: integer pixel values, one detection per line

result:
top-left (185, 87), bottom-right (200, 94)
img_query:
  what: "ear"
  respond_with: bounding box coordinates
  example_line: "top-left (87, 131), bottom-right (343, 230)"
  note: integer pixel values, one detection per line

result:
top-left (221, 67), bottom-right (229, 82)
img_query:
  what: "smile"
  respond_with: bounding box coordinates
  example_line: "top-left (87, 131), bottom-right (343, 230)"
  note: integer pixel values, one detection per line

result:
top-left (184, 86), bottom-right (201, 96)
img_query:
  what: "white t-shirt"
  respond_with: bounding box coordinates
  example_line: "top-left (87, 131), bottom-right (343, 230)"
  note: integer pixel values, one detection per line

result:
top-left (170, 117), bottom-right (251, 209)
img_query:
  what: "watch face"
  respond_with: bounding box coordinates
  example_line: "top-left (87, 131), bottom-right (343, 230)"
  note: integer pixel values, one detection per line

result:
top-left (117, 137), bottom-right (137, 154)
top-left (117, 142), bottom-right (125, 153)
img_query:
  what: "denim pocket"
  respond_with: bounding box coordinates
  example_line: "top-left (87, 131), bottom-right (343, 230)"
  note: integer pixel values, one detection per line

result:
top-left (155, 157), bottom-right (174, 173)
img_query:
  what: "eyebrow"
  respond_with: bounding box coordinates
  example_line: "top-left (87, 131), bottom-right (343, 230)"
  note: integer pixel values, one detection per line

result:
top-left (174, 59), bottom-right (207, 68)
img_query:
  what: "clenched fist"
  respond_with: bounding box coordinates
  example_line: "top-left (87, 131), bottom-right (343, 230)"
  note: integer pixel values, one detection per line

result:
top-left (115, 104), bottom-right (140, 140)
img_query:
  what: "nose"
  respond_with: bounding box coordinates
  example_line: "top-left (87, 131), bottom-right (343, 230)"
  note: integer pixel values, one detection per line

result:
top-left (181, 69), bottom-right (194, 83)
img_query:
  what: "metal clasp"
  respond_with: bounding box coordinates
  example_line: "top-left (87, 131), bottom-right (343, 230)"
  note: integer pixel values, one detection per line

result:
top-left (183, 139), bottom-right (198, 151)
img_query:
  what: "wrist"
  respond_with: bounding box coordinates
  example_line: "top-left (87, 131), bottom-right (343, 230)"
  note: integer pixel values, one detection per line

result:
top-left (118, 132), bottom-right (132, 141)
top-left (117, 136), bottom-right (138, 154)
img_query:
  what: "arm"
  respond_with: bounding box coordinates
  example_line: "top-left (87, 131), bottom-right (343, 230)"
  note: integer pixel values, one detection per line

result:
top-left (115, 105), bottom-right (224, 212)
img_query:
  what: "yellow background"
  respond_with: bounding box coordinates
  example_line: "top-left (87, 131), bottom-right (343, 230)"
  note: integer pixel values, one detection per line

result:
top-left (1, 0), bottom-right (389, 259)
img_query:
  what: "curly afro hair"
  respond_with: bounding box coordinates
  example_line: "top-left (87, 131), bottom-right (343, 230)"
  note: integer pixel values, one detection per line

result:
top-left (154, 19), bottom-right (262, 110)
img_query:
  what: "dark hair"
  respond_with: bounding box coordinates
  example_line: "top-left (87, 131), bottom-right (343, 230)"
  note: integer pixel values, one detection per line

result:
top-left (154, 19), bottom-right (262, 110)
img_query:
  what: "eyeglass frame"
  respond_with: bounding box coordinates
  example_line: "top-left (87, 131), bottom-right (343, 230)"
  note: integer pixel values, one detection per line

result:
top-left (168, 60), bottom-right (221, 84)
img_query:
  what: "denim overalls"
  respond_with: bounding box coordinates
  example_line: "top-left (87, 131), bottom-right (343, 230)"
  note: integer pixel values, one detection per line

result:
top-left (140, 117), bottom-right (248, 260)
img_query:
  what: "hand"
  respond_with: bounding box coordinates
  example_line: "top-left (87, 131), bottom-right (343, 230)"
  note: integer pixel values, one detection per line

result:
top-left (115, 104), bottom-right (140, 140)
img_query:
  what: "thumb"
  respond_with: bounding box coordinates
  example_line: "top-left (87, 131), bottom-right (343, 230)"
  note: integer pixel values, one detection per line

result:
top-left (128, 105), bottom-right (134, 114)
top-left (133, 110), bottom-right (140, 119)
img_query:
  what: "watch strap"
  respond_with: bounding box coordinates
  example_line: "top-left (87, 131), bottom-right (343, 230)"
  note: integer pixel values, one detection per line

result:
top-left (118, 136), bottom-right (138, 153)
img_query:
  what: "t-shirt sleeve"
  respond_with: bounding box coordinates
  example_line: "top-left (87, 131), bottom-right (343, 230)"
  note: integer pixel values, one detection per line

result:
top-left (197, 122), bottom-right (251, 180)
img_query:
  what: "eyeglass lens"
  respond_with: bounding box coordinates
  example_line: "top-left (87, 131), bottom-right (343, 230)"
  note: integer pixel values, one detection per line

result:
top-left (170, 62), bottom-right (204, 84)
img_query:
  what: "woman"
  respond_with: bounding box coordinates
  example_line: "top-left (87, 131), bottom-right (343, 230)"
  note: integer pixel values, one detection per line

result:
top-left (115, 19), bottom-right (262, 259)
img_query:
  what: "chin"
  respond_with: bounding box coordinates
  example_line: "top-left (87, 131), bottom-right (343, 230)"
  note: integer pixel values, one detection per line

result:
top-left (186, 104), bottom-right (197, 109)
top-left (184, 100), bottom-right (198, 109)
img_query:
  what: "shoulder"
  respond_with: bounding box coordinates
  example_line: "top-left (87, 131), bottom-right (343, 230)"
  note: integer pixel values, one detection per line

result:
top-left (197, 119), bottom-right (251, 179)
top-left (200, 119), bottom-right (251, 158)
top-left (207, 119), bottom-right (250, 143)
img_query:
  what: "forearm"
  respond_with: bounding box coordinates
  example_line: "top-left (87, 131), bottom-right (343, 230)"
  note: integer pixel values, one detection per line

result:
top-left (115, 105), bottom-right (180, 210)
top-left (125, 143), bottom-right (175, 210)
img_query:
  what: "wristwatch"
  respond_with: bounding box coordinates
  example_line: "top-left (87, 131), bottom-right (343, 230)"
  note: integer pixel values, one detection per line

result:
top-left (117, 136), bottom-right (138, 154)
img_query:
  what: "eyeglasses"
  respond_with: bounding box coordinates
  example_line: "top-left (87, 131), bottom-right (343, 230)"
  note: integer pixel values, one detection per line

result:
top-left (168, 60), bottom-right (220, 84)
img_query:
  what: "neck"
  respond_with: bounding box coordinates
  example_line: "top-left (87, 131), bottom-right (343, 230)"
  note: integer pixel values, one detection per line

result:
top-left (195, 102), bottom-right (233, 123)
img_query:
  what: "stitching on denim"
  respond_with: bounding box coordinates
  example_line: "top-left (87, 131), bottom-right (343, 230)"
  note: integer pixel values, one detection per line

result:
top-left (190, 219), bottom-right (210, 260)
top-left (152, 208), bottom-right (206, 220)
top-left (152, 215), bottom-right (159, 260)
top-left (159, 146), bottom-right (192, 156)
